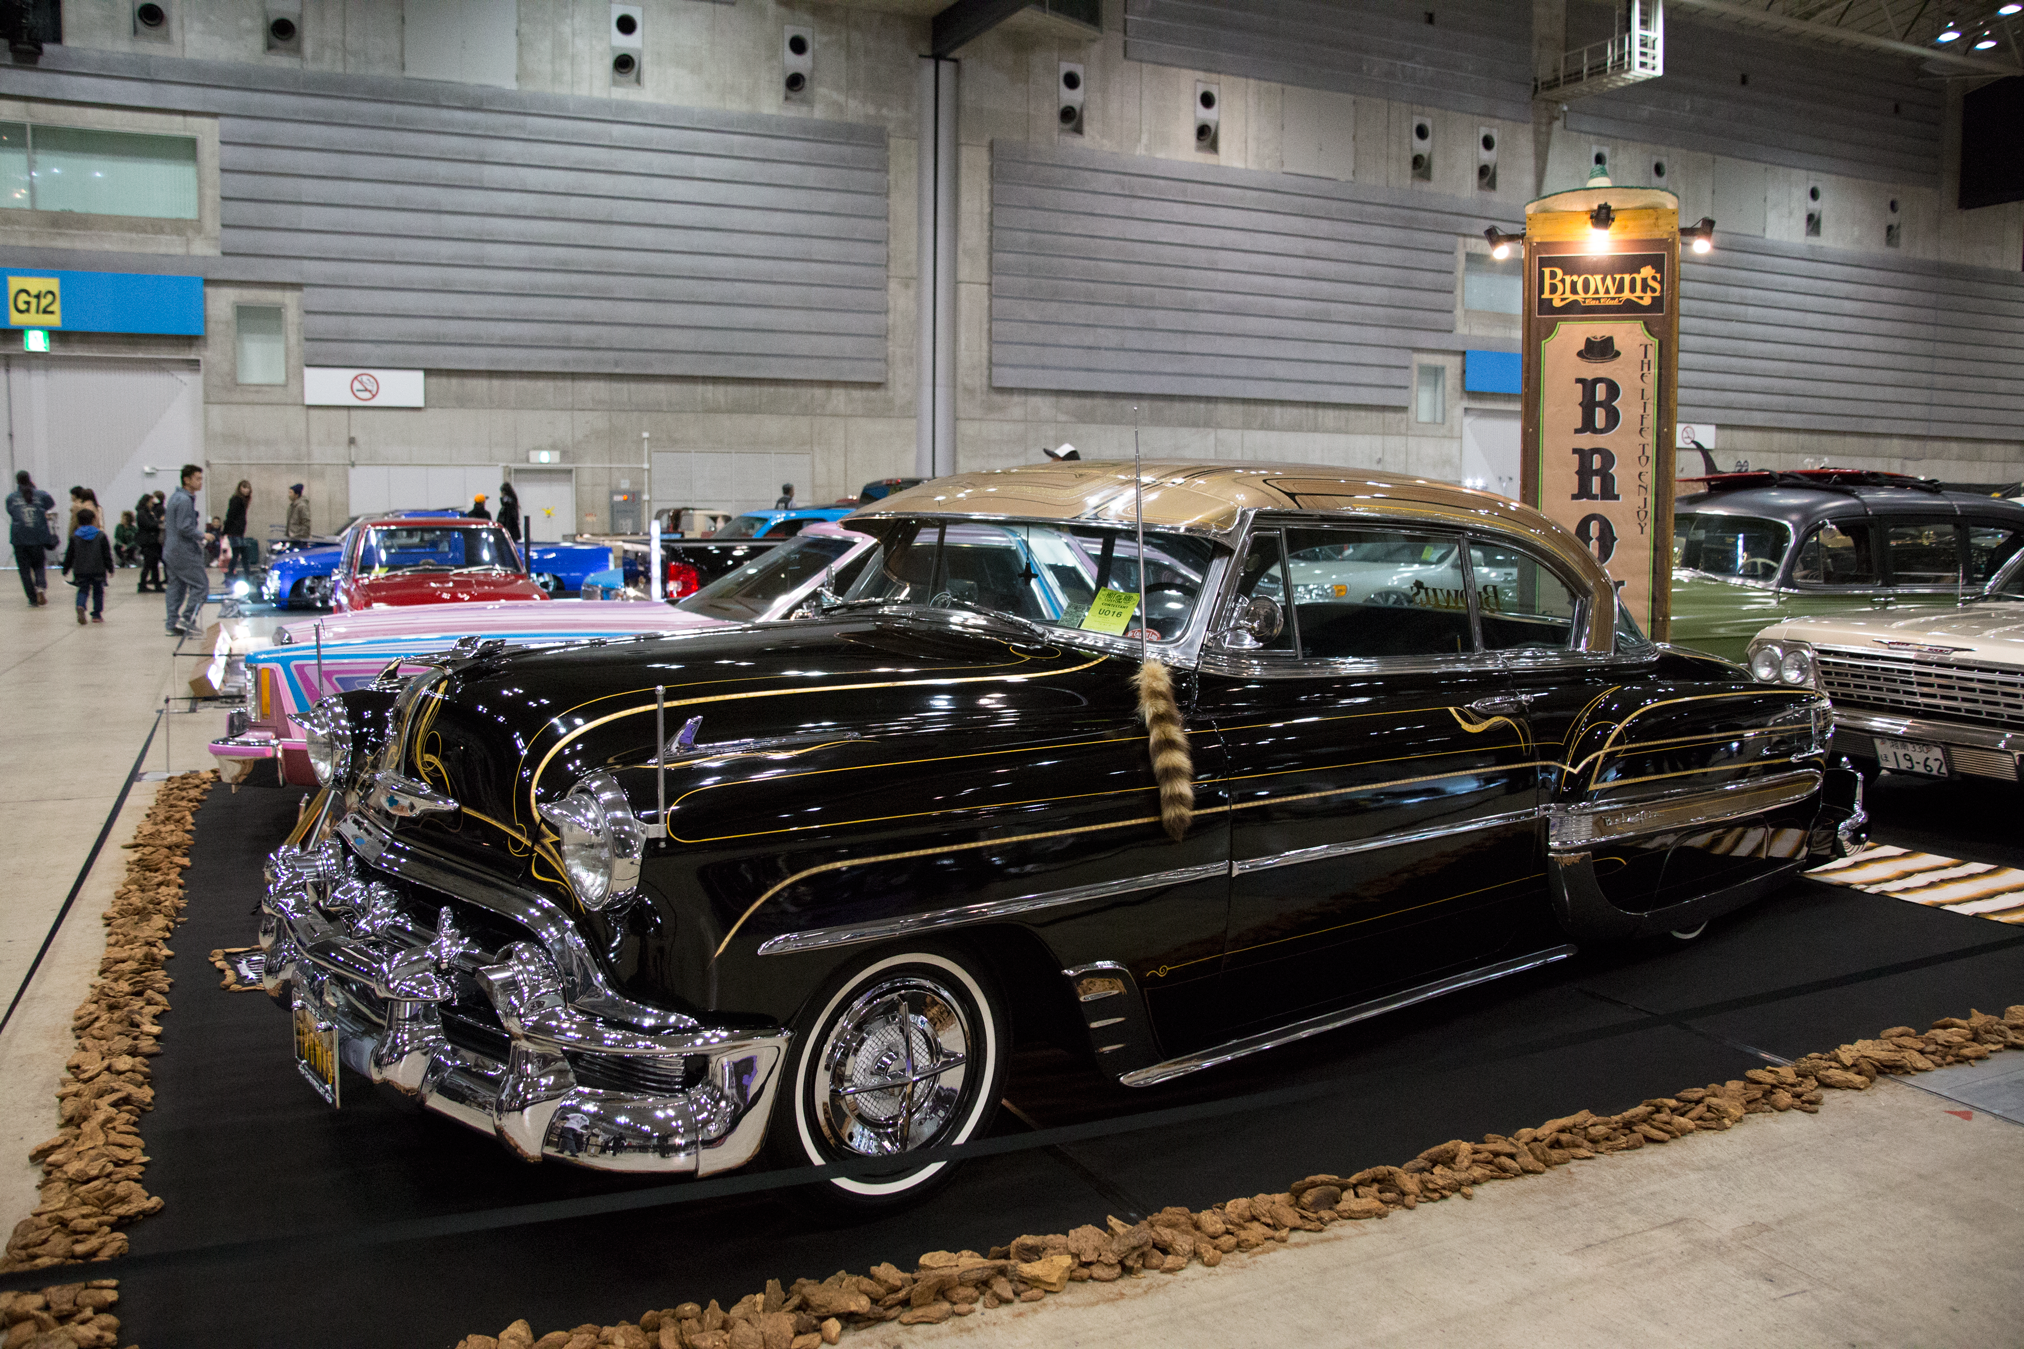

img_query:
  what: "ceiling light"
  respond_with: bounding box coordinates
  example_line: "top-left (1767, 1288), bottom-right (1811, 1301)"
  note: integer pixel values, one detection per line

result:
top-left (1974, 30), bottom-right (1998, 46)
top-left (1937, 22), bottom-right (1962, 40)
top-left (1998, 3), bottom-right (2020, 15)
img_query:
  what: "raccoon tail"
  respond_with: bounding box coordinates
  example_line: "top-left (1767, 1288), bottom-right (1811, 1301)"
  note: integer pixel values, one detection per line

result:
top-left (1134, 657), bottom-right (1195, 843)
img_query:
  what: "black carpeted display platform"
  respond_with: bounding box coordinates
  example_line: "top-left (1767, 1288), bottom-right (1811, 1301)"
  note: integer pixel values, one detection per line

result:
top-left (103, 774), bottom-right (2023, 1348)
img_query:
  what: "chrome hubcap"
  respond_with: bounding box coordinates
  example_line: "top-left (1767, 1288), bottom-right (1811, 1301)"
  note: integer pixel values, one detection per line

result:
top-left (815, 975), bottom-right (972, 1159)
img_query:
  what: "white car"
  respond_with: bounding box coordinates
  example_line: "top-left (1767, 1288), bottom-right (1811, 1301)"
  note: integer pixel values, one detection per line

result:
top-left (1747, 548), bottom-right (2024, 784)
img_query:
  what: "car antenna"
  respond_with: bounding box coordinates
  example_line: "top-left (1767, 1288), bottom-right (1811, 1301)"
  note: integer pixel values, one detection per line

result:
top-left (1134, 403), bottom-right (1148, 663)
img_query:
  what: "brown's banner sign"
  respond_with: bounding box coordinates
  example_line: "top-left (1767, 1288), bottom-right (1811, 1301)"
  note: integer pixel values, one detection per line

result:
top-left (1520, 189), bottom-right (1682, 641)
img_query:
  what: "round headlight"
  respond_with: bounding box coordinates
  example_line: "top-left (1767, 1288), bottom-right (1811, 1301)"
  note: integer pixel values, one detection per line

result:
top-left (1780, 647), bottom-right (1814, 685)
top-left (1748, 645), bottom-right (1782, 683)
top-left (299, 699), bottom-right (353, 786)
top-left (539, 771), bottom-right (644, 911)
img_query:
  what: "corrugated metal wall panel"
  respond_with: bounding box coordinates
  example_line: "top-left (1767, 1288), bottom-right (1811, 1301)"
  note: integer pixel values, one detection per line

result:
top-left (1124, 0), bottom-right (1532, 123)
top-left (1677, 236), bottom-right (2024, 437)
top-left (991, 140), bottom-right (1518, 406)
top-left (1567, 15), bottom-right (1942, 185)
top-left (0, 48), bottom-right (889, 382)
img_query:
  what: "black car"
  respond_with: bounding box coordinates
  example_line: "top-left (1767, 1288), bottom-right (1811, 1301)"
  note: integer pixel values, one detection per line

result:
top-left (261, 462), bottom-right (1864, 1209)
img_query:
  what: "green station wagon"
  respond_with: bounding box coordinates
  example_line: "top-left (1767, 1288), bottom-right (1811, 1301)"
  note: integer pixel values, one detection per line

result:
top-left (1670, 471), bottom-right (2024, 663)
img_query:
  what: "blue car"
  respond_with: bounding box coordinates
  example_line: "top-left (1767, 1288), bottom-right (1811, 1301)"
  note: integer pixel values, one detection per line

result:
top-left (526, 541), bottom-right (615, 597)
top-left (709, 507), bottom-right (853, 539)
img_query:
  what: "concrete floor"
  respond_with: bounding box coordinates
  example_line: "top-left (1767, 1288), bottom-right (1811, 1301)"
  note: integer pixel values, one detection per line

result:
top-left (896, 1075), bottom-right (2024, 1348)
top-left (0, 569), bottom-right (244, 1232)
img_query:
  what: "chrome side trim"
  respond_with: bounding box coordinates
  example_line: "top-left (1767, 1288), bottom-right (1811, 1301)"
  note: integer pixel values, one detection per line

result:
top-left (1231, 807), bottom-right (1540, 877)
top-left (1547, 769), bottom-right (1821, 852)
top-left (1834, 707), bottom-right (2024, 756)
top-left (1119, 945), bottom-right (1577, 1087)
top-left (756, 860), bottom-right (1229, 957)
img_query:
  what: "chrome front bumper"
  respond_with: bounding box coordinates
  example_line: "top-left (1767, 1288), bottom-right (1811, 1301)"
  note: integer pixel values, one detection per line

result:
top-left (258, 829), bottom-right (787, 1175)
top-left (1831, 709), bottom-right (2022, 782)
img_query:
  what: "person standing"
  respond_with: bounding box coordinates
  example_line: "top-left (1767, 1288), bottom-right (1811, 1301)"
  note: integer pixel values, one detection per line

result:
top-left (220, 479), bottom-right (254, 580)
top-left (496, 481), bottom-right (520, 541)
top-left (285, 483), bottom-right (311, 540)
top-left (774, 483), bottom-right (795, 509)
top-left (466, 493), bottom-right (491, 520)
top-left (67, 486), bottom-right (93, 538)
top-left (135, 492), bottom-right (165, 593)
top-left (61, 506), bottom-right (112, 624)
top-left (8, 470), bottom-right (56, 605)
top-left (163, 464), bottom-right (210, 636)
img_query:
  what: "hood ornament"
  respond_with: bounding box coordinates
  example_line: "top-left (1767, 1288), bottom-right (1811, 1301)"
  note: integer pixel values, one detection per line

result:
top-left (1873, 638), bottom-right (1973, 655)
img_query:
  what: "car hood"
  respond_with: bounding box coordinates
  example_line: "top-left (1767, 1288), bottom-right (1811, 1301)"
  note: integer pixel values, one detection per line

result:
top-left (372, 613), bottom-right (1124, 877)
top-left (278, 599), bottom-right (714, 646)
top-left (1761, 602), bottom-right (2024, 664)
top-left (348, 573), bottom-right (551, 606)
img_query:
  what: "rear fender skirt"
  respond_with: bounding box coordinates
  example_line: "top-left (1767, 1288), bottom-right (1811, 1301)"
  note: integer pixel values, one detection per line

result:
top-left (1550, 851), bottom-right (1804, 941)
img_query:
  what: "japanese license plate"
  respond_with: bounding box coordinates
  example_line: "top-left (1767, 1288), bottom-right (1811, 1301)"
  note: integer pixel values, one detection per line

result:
top-left (1875, 737), bottom-right (1948, 777)
top-left (292, 999), bottom-right (341, 1107)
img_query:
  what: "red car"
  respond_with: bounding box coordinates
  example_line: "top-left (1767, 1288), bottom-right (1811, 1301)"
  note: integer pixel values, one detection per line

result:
top-left (331, 515), bottom-right (550, 612)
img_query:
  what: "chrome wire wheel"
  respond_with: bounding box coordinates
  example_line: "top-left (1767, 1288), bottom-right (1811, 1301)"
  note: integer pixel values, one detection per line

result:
top-left (815, 975), bottom-right (971, 1158)
top-left (781, 948), bottom-right (1006, 1206)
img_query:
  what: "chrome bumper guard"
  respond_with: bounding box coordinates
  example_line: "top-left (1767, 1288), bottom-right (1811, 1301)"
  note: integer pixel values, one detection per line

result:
top-left (258, 836), bottom-right (786, 1175)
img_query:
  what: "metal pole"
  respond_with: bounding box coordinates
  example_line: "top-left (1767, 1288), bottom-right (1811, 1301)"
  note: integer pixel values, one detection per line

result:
top-left (314, 621), bottom-right (324, 702)
top-left (655, 684), bottom-right (666, 839)
top-left (649, 513), bottom-right (663, 603)
top-left (1133, 405), bottom-right (1147, 662)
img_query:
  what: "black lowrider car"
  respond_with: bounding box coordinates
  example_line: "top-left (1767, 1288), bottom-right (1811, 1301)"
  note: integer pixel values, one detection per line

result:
top-left (261, 463), bottom-right (1865, 1207)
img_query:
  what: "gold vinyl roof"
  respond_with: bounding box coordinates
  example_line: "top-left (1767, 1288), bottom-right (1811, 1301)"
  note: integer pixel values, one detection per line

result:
top-left (856, 461), bottom-right (1612, 594)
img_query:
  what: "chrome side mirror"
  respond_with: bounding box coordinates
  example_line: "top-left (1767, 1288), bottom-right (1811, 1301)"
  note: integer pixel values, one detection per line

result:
top-left (1214, 595), bottom-right (1284, 650)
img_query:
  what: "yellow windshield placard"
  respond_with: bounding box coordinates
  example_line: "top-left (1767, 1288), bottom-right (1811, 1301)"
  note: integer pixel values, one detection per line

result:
top-left (1079, 588), bottom-right (1139, 635)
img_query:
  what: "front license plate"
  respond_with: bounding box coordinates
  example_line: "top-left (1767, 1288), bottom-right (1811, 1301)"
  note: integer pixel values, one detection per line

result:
top-left (292, 1000), bottom-right (341, 1107)
top-left (1876, 737), bottom-right (1949, 777)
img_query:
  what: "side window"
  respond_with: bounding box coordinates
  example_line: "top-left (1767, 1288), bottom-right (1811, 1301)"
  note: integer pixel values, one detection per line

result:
top-left (1966, 523), bottom-right (2023, 585)
top-left (1791, 521), bottom-right (1877, 587)
top-left (1226, 529), bottom-right (1296, 653)
top-left (1281, 527), bottom-right (1473, 659)
top-left (1884, 521), bottom-right (1963, 586)
top-left (1469, 541), bottom-right (1581, 652)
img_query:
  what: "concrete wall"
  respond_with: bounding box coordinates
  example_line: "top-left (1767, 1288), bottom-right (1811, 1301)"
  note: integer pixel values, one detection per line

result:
top-left (0, 0), bottom-right (2014, 542)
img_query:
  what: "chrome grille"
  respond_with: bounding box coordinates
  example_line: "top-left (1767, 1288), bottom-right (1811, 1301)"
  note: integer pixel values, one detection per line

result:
top-left (1817, 651), bottom-right (2024, 728)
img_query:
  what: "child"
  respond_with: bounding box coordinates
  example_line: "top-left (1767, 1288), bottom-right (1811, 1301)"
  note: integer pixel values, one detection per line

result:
top-left (61, 507), bottom-right (113, 624)
top-left (114, 510), bottom-right (138, 567)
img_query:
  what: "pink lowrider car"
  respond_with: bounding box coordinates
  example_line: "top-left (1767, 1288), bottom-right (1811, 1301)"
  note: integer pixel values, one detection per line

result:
top-left (212, 523), bottom-right (874, 785)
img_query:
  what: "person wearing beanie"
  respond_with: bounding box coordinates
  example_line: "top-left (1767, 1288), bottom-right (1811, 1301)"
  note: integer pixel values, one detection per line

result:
top-left (8, 469), bottom-right (57, 605)
top-left (466, 493), bottom-right (491, 521)
top-left (61, 506), bottom-right (113, 623)
top-left (285, 483), bottom-right (311, 540)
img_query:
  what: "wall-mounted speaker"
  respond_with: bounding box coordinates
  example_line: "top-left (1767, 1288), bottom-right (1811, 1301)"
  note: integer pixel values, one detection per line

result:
top-left (1806, 182), bottom-right (1822, 237)
top-left (1058, 62), bottom-right (1084, 136)
top-left (1590, 144), bottom-right (1610, 178)
top-left (1885, 195), bottom-right (1901, 249)
top-left (1476, 126), bottom-right (1497, 192)
top-left (1409, 115), bottom-right (1432, 181)
top-left (611, 49), bottom-right (641, 85)
top-left (265, 4), bottom-right (300, 55)
top-left (611, 3), bottom-right (642, 47)
top-left (1194, 82), bottom-right (1219, 154)
top-left (132, 1), bottom-right (171, 40)
top-left (784, 27), bottom-right (812, 103)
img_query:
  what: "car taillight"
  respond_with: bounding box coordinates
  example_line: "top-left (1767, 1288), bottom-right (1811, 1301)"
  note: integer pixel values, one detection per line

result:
top-left (665, 561), bottom-right (701, 599)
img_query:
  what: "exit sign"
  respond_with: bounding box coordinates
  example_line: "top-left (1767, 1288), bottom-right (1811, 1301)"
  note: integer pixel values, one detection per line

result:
top-left (22, 328), bottom-right (48, 352)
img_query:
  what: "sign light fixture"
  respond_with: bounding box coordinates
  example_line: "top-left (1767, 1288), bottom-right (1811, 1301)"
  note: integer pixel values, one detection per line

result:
top-left (22, 328), bottom-right (48, 352)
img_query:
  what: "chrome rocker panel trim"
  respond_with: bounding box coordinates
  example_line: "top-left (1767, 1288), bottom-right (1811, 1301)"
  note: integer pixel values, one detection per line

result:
top-left (756, 861), bottom-right (1229, 957)
top-left (1119, 946), bottom-right (1577, 1088)
top-left (260, 842), bottom-right (787, 1175)
top-left (1233, 807), bottom-right (1539, 876)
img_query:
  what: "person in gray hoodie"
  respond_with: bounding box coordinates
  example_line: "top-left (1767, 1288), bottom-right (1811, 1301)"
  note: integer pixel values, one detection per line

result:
top-left (163, 464), bottom-right (211, 636)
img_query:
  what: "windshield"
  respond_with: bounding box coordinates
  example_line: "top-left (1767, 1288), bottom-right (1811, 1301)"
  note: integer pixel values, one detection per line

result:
top-left (711, 514), bottom-right (770, 540)
top-left (1673, 513), bottom-right (1792, 584)
top-left (1988, 551), bottom-right (2024, 600)
top-left (677, 532), bottom-right (870, 621)
top-left (839, 518), bottom-right (1219, 644)
top-left (358, 525), bottom-right (522, 574)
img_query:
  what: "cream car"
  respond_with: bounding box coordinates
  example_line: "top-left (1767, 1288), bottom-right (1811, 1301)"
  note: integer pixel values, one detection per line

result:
top-left (1747, 548), bottom-right (2024, 784)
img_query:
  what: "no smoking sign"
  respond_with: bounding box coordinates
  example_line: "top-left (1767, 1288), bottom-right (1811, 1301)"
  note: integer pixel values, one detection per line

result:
top-left (304, 367), bottom-right (424, 407)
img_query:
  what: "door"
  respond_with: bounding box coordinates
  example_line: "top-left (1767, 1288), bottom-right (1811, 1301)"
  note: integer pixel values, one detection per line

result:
top-left (4, 356), bottom-right (202, 538)
top-left (1194, 519), bottom-right (1543, 1036)
top-left (512, 468), bottom-right (575, 543)
top-left (1461, 407), bottom-right (1521, 500)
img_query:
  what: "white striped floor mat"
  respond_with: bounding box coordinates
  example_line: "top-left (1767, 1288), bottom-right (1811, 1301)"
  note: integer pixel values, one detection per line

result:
top-left (1807, 845), bottom-right (2024, 924)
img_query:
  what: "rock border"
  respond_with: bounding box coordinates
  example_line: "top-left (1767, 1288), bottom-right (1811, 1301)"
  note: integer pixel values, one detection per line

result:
top-left (2, 769), bottom-right (215, 1294)
top-left (454, 1003), bottom-right (2024, 1349)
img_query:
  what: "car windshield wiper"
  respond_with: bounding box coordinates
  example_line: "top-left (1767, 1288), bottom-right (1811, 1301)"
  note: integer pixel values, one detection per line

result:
top-left (452, 565), bottom-right (511, 573)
